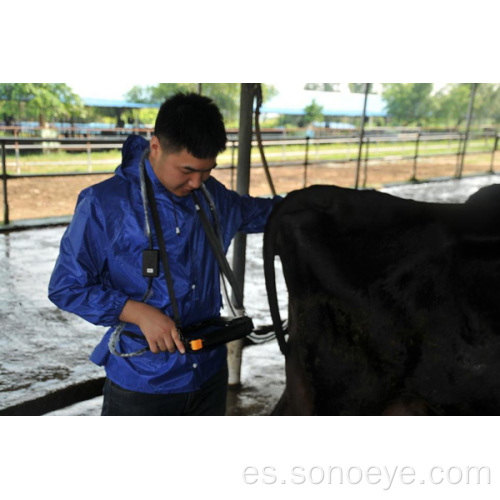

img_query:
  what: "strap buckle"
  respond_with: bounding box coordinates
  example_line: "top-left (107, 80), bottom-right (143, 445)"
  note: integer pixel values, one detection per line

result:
top-left (187, 338), bottom-right (204, 351)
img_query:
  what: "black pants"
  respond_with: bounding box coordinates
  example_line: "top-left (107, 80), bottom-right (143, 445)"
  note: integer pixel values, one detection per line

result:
top-left (101, 368), bottom-right (228, 416)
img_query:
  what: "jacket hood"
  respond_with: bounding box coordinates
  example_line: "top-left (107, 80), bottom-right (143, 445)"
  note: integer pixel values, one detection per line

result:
top-left (115, 135), bottom-right (150, 183)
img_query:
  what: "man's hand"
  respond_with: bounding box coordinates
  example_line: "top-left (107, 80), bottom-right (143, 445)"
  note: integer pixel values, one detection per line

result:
top-left (119, 300), bottom-right (185, 354)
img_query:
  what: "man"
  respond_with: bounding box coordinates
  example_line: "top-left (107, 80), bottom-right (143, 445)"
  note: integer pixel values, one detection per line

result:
top-left (48, 92), bottom-right (281, 415)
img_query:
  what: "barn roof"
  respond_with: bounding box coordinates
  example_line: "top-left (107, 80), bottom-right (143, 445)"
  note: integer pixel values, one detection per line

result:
top-left (82, 97), bottom-right (160, 109)
top-left (260, 90), bottom-right (387, 117)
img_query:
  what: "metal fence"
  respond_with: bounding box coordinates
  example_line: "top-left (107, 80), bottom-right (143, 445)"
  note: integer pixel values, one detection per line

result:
top-left (1, 131), bottom-right (499, 226)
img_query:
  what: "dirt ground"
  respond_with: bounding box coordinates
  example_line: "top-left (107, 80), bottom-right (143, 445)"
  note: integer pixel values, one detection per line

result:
top-left (1, 157), bottom-right (497, 222)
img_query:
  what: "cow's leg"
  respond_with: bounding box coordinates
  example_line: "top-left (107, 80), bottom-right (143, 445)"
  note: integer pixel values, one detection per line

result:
top-left (271, 390), bottom-right (288, 415)
top-left (270, 343), bottom-right (315, 416)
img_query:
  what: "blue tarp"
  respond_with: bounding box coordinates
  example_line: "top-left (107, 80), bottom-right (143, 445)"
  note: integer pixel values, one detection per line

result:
top-left (82, 98), bottom-right (160, 109)
top-left (83, 92), bottom-right (386, 117)
top-left (260, 90), bottom-right (387, 117)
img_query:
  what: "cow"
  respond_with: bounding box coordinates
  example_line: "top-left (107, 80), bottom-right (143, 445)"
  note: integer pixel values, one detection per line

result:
top-left (263, 184), bottom-right (500, 415)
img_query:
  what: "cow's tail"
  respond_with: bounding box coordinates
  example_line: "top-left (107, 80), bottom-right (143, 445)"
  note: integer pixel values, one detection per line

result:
top-left (263, 202), bottom-right (289, 357)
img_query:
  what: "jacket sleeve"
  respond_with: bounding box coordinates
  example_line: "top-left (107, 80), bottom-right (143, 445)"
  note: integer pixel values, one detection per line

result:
top-left (48, 190), bottom-right (129, 327)
top-left (234, 193), bottom-right (283, 234)
top-left (210, 179), bottom-right (283, 238)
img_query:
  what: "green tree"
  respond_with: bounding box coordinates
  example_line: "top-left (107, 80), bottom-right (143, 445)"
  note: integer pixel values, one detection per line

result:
top-left (382, 83), bottom-right (435, 126)
top-left (0, 83), bottom-right (85, 126)
top-left (487, 85), bottom-right (500, 124)
top-left (303, 99), bottom-right (324, 125)
top-left (149, 83), bottom-right (196, 101)
top-left (304, 83), bottom-right (341, 92)
top-left (433, 84), bottom-right (471, 127)
top-left (0, 83), bottom-right (33, 124)
top-left (125, 83), bottom-right (277, 126)
top-left (124, 85), bottom-right (153, 103)
top-left (349, 83), bottom-right (375, 94)
top-left (433, 83), bottom-right (500, 128)
top-left (28, 83), bottom-right (85, 127)
top-left (125, 83), bottom-right (193, 103)
top-left (144, 83), bottom-right (240, 122)
top-left (261, 83), bottom-right (278, 103)
top-left (473, 83), bottom-right (500, 126)
top-left (202, 84), bottom-right (240, 123)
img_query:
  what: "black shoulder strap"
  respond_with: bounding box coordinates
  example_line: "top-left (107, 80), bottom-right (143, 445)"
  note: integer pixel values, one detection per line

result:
top-left (144, 171), bottom-right (246, 330)
top-left (143, 173), bottom-right (183, 331)
top-left (191, 191), bottom-right (245, 311)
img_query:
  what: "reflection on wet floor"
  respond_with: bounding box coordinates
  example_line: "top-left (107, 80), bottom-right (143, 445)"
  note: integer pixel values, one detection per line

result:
top-left (0, 226), bottom-right (106, 411)
top-left (0, 226), bottom-right (287, 415)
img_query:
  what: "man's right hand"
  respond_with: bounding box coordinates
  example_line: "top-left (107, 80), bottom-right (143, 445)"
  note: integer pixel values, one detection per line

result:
top-left (119, 300), bottom-right (185, 354)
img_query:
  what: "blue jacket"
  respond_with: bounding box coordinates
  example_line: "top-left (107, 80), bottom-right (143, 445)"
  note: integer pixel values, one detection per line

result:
top-left (48, 135), bottom-right (280, 394)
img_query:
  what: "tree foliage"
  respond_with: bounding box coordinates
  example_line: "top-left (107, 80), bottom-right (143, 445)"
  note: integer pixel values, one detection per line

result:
top-left (124, 83), bottom-right (277, 125)
top-left (303, 99), bottom-right (324, 125)
top-left (0, 83), bottom-right (85, 126)
top-left (433, 84), bottom-right (471, 126)
top-left (472, 84), bottom-right (500, 125)
top-left (304, 83), bottom-right (341, 92)
top-left (382, 83), bottom-right (435, 126)
top-left (349, 83), bottom-right (375, 94)
top-left (382, 83), bottom-right (500, 127)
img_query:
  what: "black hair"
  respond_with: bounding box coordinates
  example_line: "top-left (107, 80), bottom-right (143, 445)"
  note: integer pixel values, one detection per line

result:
top-left (154, 92), bottom-right (227, 158)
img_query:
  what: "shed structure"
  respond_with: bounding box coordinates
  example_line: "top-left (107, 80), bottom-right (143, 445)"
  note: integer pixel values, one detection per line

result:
top-left (260, 89), bottom-right (387, 117)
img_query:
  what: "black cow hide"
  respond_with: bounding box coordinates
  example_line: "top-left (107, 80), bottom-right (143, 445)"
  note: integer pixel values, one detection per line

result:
top-left (264, 184), bottom-right (500, 415)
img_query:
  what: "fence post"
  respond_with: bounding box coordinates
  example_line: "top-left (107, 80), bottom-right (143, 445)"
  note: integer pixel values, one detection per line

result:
top-left (282, 128), bottom-right (286, 161)
top-left (455, 133), bottom-right (463, 178)
top-left (230, 140), bottom-right (236, 190)
top-left (489, 135), bottom-right (498, 174)
top-left (354, 83), bottom-right (370, 189)
top-left (2, 142), bottom-right (9, 226)
top-left (303, 137), bottom-right (310, 188)
top-left (362, 136), bottom-right (370, 188)
top-left (15, 141), bottom-right (20, 175)
top-left (411, 132), bottom-right (421, 181)
top-left (457, 83), bottom-right (478, 179)
top-left (87, 141), bottom-right (92, 172)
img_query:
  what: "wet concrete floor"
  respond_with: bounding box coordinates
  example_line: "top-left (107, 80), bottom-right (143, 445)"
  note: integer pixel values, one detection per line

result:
top-left (0, 227), bottom-right (287, 415)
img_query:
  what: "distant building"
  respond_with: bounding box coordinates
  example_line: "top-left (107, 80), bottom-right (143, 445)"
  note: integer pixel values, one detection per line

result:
top-left (261, 90), bottom-right (387, 118)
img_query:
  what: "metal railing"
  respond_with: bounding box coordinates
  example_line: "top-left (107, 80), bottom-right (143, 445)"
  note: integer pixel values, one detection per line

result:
top-left (1, 131), bottom-right (499, 226)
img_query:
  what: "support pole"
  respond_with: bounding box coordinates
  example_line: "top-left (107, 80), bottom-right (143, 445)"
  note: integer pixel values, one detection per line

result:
top-left (411, 132), bottom-right (421, 181)
top-left (354, 83), bottom-right (370, 189)
top-left (490, 135), bottom-right (498, 174)
top-left (303, 137), bottom-right (310, 188)
top-left (2, 142), bottom-right (9, 226)
top-left (227, 83), bottom-right (255, 387)
top-left (457, 83), bottom-right (478, 179)
top-left (362, 136), bottom-right (370, 188)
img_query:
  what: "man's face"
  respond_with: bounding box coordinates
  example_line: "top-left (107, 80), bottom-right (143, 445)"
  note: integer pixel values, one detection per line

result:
top-left (149, 136), bottom-right (216, 197)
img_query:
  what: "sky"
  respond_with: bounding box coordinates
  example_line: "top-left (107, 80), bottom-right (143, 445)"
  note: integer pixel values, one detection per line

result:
top-left (67, 81), bottom-right (155, 101)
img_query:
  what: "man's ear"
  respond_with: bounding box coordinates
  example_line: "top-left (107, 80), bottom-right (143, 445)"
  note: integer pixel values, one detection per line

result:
top-left (149, 136), bottom-right (160, 159)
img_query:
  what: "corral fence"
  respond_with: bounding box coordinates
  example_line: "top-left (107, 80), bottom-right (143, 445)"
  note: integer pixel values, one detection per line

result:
top-left (1, 130), bottom-right (499, 226)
